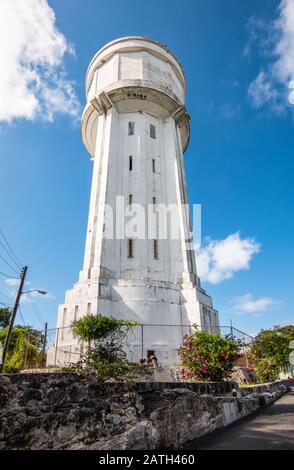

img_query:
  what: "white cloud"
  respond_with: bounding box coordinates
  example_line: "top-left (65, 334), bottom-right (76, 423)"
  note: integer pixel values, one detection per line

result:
top-left (5, 280), bottom-right (54, 304)
top-left (219, 102), bottom-right (241, 120)
top-left (196, 232), bottom-right (260, 284)
top-left (275, 317), bottom-right (294, 326)
top-left (248, 71), bottom-right (281, 110)
top-left (248, 0), bottom-right (294, 111)
top-left (5, 278), bottom-right (20, 286)
top-left (248, 332), bottom-right (258, 338)
top-left (230, 293), bottom-right (281, 314)
top-left (0, 0), bottom-right (80, 123)
top-left (21, 288), bottom-right (54, 304)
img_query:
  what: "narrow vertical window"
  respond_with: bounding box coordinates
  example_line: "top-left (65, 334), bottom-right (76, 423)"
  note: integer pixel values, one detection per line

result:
top-left (128, 238), bottom-right (134, 258)
top-left (61, 308), bottom-right (67, 340)
top-left (129, 194), bottom-right (133, 206)
top-left (152, 196), bottom-right (156, 205)
top-left (87, 303), bottom-right (91, 315)
top-left (73, 306), bottom-right (78, 337)
top-left (153, 239), bottom-right (159, 260)
top-left (152, 158), bottom-right (156, 173)
top-left (128, 121), bottom-right (135, 135)
top-left (129, 155), bottom-right (133, 171)
top-left (150, 124), bottom-right (156, 139)
top-left (74, 306), bottom-right (78, 322)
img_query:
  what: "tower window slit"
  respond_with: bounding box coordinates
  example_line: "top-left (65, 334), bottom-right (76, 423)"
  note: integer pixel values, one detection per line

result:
top-left (129, 194), bottom-right (133, 206)
top-left (74, 305), bottom-right (78, 322)
top-left (128, 121), bottom-right (135, 135)
top-left (153, 196), bottom-right (156, 205)
top-left (153, 239), bottom-right (159, 260)
top-left (128, 238), bottom-right (134, 258)
top-left (73, 306), bottom-right (78, 337)
top-left (152, 158), bottom-right (155, 173)
top-left (150, 124), bottom-right (156, 139)
top-left (61, 308), bottom-right (67, 340)
top-left (129, 155), bottom-right (133, 171)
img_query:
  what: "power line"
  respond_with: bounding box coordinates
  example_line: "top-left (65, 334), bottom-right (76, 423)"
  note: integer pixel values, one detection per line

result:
top-left (31, 302), bottom-right (43, 328)
top-left (0, 239), bottom-right (21, 270)
top-left (0, 301), bottom-right (12, 308)
top-left (24, 280), bottom-right (43, 328)
top-left (0, 230), bottom-right (22, 268)
top-left (0, 253), bottom-right (19, 276)
top-left (18, 305), bottom-right (26, 326)
top-left (0, 270), bottom-right (18, 279)
top-left (0, 291), bottom-right (12, 301)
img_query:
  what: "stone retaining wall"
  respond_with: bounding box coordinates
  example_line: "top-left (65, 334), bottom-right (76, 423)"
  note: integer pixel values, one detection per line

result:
top-left (0, 373), bottom-right (288, 450)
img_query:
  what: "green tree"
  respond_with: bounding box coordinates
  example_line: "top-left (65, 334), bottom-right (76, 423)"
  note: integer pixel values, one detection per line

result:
top-left (70, 315), bottom-right (139, 381)
top-left (253, 357), bottom-right (280, 383)
top-left (178, 329), bottom-right (241, 382)
top-left (0, 307), bottom-right (11, 329)
top-left (0, 325), bottom-right (44, 373)
top-left (248, 325), bottom-right (294, 381)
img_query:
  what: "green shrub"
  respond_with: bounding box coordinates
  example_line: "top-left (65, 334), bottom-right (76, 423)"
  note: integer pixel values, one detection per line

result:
top-left (69, 314), bottom-right (139, 381)
top-left (72, 314), bottom-right (137, 343)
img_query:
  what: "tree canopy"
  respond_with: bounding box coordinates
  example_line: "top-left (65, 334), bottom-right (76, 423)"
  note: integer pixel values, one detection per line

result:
top-left (250, 325), bottom-right (294, 367)
top-left (249, 325), bottom-right (294, 381)
top-left (0, 307), bottom-right (11, 329)
top-left (0, 324), bottom-right (45, 372)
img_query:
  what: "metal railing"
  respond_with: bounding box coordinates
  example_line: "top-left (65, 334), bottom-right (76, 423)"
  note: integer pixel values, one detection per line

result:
top-left (19, 323), bottom-right (254, 370)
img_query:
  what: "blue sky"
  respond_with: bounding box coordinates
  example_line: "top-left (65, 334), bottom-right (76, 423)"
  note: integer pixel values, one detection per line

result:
top-left (0, 0), bottom-right (293, 336)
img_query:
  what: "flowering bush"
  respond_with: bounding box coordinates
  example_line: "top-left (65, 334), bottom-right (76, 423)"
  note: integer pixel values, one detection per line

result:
top-left (178, 330), bottom-right (241, 382)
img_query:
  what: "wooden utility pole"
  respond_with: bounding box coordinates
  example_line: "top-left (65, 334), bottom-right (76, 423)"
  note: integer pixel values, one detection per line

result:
top-left (42, 321), bottom-right (48, 366)
top-left (0, 266), bottom-right (27, 372)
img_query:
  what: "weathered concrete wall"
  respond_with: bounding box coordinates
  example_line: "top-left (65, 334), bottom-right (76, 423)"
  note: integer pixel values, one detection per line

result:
top-left (0, 373), bottom-right (287, 450)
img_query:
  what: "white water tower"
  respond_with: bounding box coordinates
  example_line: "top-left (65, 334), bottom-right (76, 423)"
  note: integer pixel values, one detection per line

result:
top-left (47, 37), bottom-right (219, 366)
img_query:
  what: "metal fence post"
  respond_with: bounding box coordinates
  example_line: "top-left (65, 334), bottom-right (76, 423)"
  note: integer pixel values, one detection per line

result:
top-left (230, 320), bottom-right (234, 339)
top-left (23, 331), bottom-right (30, 370)
top-left (141, 324), bottom-right (144, 359)
top-left (54, 328), bottom-right (59, 367)
top-left (42, 322), bottom-right (47, 366)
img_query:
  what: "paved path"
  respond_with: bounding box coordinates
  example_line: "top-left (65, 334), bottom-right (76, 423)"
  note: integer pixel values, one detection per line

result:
top-left (185, 390), bottom-right (294, 450)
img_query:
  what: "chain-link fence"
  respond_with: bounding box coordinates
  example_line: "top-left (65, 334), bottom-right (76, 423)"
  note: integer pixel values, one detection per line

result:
top-left (18, 323), bottom-right (254, 370)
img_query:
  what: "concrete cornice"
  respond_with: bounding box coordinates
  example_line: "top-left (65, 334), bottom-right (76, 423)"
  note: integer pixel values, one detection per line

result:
top-left (85, 36), bottom-right (186, 96)
top-left (81, 84), bottom-right (190, 158)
